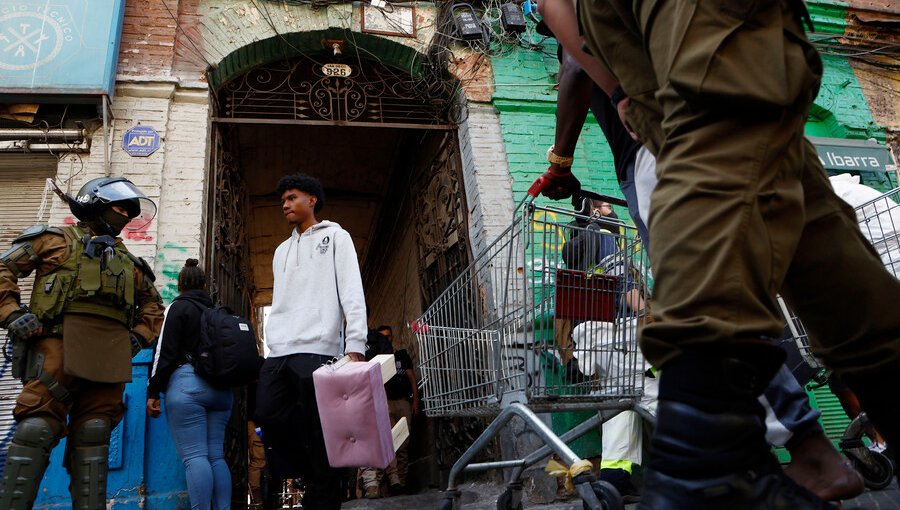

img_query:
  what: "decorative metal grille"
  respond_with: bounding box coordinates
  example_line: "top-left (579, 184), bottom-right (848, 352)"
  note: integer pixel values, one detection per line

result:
top-left (209, 125), bottom-right (252, 508)
top-left (221, 58), bottom-right (456, 125)
top-left (415, 133), bottom-right (471, 306)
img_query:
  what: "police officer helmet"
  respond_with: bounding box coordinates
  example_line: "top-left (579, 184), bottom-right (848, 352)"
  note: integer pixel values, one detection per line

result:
top-left (67, 177), bottom-right (157, 235)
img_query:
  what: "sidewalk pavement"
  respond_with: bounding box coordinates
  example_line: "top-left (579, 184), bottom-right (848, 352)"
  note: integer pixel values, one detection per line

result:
top-left (344, 479), bottom-right (900, 509)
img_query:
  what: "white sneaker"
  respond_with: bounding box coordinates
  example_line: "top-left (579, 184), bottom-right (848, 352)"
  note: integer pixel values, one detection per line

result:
top-left (868, 441), bottom-right (887, 453)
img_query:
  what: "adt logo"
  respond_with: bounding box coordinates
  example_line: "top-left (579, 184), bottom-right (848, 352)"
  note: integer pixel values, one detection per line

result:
top-left (122, 125), bottom-right (161, 157)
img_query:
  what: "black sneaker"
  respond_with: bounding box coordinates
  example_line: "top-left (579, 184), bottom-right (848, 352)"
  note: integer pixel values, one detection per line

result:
top-left (599, 468), bottom-right (640, 504)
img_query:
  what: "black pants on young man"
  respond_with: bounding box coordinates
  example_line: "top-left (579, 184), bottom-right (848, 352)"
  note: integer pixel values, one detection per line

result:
top-left (256, 353), bottom-right (343, 510)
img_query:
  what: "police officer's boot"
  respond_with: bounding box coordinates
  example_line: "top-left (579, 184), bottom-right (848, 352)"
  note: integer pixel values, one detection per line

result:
top-left (637, 347), bottom-right (835, 510)
top-left (0, 416), bottom-right (58, 510)
top-left (68, 418), bottom-right (111, 510)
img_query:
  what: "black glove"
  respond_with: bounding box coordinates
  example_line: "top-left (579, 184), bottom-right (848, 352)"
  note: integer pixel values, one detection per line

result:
top-left (4, 310), bottom-right (43, 341)
top-left (130, 333), bottom-right (145, 357)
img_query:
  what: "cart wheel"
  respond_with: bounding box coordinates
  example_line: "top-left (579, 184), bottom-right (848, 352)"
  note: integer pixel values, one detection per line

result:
top-left (853, 451), bottom-right (894, 490)
top-left (438, 490), bottom-right (461, 510)
top-left (582, 480), bottom-right (624, 510)
top-left (497, 486), bottom-right (523, 510)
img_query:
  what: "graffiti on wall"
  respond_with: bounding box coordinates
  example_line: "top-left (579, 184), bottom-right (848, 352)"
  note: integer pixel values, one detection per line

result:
top-left (63, 215), bottom-right (155, 242)
top-left (156, 243), bottom-right (188, 303)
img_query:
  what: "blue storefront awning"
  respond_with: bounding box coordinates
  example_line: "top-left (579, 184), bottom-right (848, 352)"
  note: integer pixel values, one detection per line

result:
top-left (0, 1), bottom-right (126, 99)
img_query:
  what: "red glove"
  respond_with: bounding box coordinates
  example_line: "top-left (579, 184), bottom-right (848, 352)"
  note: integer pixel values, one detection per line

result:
top-left (528, 166), bottom-right (581, 200)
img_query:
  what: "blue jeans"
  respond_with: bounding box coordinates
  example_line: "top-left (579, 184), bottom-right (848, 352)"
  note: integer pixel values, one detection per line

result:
top-left (165, 364), bottom-right (234, 510)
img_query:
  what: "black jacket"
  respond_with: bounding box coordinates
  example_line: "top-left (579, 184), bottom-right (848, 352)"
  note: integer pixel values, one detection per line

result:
top-left (147, 289), bottom-right (213, 398)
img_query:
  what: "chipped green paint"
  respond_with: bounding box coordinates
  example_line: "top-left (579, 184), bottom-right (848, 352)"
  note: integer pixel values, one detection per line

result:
top-left (809, 54), bottom-right (886, 143)
top-left (807, 0), bottom-right (848, 35)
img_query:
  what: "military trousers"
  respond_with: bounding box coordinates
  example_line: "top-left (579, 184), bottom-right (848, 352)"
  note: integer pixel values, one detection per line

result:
top-left (14, 336), bottom-right (126, 438)
top-left (578, 0), bottom-right (900, 380)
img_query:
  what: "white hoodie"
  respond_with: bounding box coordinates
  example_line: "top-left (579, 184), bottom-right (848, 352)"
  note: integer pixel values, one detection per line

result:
top-left (265, 220), bottom-right (367, 358)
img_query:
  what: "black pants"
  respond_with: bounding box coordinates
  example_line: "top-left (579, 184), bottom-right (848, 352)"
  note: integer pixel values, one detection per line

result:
top-left (256, 353), bottom-right (343, 510)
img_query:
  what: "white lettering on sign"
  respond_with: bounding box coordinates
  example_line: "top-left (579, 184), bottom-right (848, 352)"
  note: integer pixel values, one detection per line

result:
top-left (825, 151), bottom-right (881, 169)
top-left (127, 135), bottom-right (158, 147)
top-left (0, 7), bottom-right (73, 71)
top-left (322, 63), bottom-right (352, 77)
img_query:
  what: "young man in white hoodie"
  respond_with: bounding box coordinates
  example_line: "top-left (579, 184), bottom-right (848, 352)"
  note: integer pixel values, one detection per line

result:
top-left (255, 173), bottom-right (367, 510)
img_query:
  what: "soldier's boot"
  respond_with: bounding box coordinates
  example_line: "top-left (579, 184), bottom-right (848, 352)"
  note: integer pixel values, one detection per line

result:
top-left (0, 416), bottom-right (58, 510)
top-left (637, 348), bottom-right (835, 510)
top-left (68, 418), bottom-right (111, 510)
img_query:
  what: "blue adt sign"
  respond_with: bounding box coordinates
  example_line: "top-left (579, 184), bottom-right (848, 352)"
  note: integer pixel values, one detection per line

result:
top-left (122, 125), bottom-right (160, 157)
top-left (0, 1), bottom-right (126, 96)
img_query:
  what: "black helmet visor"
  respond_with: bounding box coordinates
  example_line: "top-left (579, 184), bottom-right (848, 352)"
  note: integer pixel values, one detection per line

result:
top-left (94, 179), bottom-right (158, 231)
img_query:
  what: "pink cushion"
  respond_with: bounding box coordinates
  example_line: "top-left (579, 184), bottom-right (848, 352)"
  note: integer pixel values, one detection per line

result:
top-left (313, 361), bottom-right (395, 469)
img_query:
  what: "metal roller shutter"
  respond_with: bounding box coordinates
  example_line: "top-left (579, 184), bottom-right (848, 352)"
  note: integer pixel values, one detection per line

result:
top-left (0, 155), bottom-right (58, 465)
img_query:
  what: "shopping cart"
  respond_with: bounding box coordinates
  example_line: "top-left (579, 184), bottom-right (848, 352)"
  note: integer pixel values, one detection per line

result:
top-left (776, 185), bottom-right (900, 489)
top-left (414, 187), bottom-right (653, 510)
top-left (779, 185), bottom-right (900, 373)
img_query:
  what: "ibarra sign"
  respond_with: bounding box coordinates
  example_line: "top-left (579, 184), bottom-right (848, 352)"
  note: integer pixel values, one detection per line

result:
top-left (810, 137), bottom-right (896, 174)
top-left (122, 125), bottom-right (160, 157)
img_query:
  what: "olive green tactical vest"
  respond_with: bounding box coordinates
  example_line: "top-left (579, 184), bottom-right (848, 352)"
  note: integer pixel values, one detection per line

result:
top-left (30, 225), bottom-right (136, 327)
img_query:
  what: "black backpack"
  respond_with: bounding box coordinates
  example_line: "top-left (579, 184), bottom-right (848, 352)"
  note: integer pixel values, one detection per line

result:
top-left (180, 299), bottom-right (261, 387)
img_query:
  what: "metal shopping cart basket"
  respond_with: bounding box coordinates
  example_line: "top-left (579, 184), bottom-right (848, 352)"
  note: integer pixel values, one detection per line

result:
top-left (776, 186), bottom-right (900, 488)
top-left (414, 187), bottom-right (654, 510)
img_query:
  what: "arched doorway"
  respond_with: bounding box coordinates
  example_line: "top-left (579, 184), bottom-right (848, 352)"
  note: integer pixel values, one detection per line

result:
top-left (205, 39), bottom-right (471, 507)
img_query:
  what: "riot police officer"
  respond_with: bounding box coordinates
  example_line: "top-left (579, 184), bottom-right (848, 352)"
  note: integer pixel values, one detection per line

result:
top-left (0, 177), bottom-right (165, 510)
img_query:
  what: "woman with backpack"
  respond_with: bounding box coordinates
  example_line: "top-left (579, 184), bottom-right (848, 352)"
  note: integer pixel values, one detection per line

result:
top-left (147, 259), bottom-right (233, 509)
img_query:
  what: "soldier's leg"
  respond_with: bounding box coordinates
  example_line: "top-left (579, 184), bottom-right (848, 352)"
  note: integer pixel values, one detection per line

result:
top-left (629, 0), bottom-right (834, 507)
top-left (67, 418), bottom-right (111, 510)
top-left (0, 337), bottom-right (73, 510)
top-left (780, 140), bottom-right (900, 450)
top-left (66, 381), bottom-right (125, 510)
top-left (0, 417), bottom-right (59, 510)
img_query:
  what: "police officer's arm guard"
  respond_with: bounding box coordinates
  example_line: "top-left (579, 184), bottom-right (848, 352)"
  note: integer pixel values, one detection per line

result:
top-left (0, 226), bottom-right (66, 322)
top-left (0, 227), bottom-right (66, 383)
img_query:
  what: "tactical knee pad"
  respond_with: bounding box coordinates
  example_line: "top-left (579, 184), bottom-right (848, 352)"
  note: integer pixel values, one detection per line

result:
top-left (69, 418), bottom-right (111, 510)
top-left (0, 417), bottom-right (58, 510)
top-left (70, 418), bottom-right (111, 447)
top-left (13, 416), bottom-right (57, 449)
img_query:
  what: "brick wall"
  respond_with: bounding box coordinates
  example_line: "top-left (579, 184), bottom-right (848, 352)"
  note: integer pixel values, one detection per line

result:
top-left (118, 0), bottom-right (178, 78)
top-left (458, 103), bottom-right (515, 260)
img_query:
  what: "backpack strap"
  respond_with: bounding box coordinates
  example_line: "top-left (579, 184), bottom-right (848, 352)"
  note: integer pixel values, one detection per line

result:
top-left (172, 296), bottom-right (209, 364)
